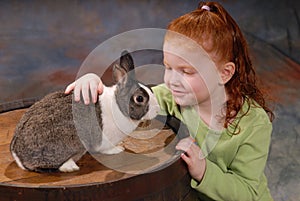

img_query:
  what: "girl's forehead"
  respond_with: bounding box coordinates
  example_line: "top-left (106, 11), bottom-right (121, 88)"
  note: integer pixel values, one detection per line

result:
top-left (163, 42), bottom-right (219, 77)
top-left (163, 44), bottom-right (214, 66)
top-left (163, 37), bottom-right (222, 65)
top-left (163, 51), bottom-right (191, 66)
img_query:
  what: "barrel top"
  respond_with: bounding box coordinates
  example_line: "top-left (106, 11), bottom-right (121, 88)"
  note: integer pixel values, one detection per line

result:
top-left (0, 108), bottom-right (182, 189)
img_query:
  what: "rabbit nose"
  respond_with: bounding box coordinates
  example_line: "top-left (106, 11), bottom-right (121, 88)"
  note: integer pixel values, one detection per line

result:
top-left (142, 95), bottom-right (160, 120)
top-left (142, 105), bottom-right (160, 120)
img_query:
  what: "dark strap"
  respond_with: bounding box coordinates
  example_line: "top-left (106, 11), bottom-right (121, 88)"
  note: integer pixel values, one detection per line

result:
top-left (155, 114), bottom-right (189, 140)
top-left (0, 97), bottom-right (39, 113)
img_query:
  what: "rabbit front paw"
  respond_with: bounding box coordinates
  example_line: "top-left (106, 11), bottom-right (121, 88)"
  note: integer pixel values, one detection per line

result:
top-left (102, 145), bottom-right (125, 154)
top-left (59, 158), bottom-right (80, 172)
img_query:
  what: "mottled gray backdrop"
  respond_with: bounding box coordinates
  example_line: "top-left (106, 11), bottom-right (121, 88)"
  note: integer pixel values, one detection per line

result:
top-left (0, 1), bottom-right (299, 200)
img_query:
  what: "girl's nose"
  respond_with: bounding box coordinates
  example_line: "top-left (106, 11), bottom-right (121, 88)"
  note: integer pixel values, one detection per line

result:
top-left (169, 70), bottom-right (182, 86)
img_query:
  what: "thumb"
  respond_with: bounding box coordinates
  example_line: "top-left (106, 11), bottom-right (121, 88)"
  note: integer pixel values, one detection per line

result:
top-left (65, 82), bottom-right (75, 94)
top-left (180, 152), bottom-right (191, 166)
top-left (97, 81), bottom-right (104, 95)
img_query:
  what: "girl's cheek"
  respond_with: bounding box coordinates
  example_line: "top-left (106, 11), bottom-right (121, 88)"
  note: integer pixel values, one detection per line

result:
top-left (183, 76), bottom-right (206, 97)
top-left (163, 70), bottom-right (170, 85)
top-left (164, 69), bottom-right (175, 86)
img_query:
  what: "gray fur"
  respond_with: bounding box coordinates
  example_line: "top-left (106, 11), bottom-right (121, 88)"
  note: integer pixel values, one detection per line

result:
top-left (10, 51), bottom-right (158, 172)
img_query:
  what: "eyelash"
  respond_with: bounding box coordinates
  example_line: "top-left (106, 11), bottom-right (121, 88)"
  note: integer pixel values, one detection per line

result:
top-left (164, 64), bottom-right (171, 69)
top-left (164, 64), bottom-right (195, 75)
top-left (182, 70), bottom-right (193, 74)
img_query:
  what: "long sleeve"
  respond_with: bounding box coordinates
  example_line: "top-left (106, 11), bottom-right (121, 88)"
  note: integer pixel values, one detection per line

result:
top-left (152, 84), bottom-right (183, 119)
top-left (152, 84), bottom-right (273, 201)
top-left (191, 123), bottom-right (273, 201)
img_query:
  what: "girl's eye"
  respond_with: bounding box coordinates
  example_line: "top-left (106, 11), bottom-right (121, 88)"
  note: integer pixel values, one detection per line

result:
top-left (182, 69), bottom-right (195, 75)
top-left (165, 65), bottom-right (172, 70)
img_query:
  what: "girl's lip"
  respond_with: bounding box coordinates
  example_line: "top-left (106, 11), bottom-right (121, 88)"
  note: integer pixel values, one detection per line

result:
top-left (170, 89), bottom-right (185, 96)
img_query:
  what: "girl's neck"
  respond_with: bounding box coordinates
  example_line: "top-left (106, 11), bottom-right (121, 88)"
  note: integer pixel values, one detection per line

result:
top-left (194, 94), bottom-right (227, 131)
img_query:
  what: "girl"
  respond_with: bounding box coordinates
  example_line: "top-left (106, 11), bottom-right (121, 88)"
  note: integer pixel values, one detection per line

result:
top-left (65, 2), bottom-right (274, 200)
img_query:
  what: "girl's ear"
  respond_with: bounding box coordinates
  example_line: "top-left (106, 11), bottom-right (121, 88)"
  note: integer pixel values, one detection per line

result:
top-left (219, 62), bottom-right (235, 85)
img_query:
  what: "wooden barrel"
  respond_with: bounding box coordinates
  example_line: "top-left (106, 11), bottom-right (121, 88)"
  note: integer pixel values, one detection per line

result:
top-left (0, 101), bottom-right (198, 201)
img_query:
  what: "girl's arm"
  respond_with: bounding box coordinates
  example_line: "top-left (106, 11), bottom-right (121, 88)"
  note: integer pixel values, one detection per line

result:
top-left (191, 123), bottom-right (272, 201)
top-left (153, 84), bottom-right (273, 200)
top-left (65, 73), bottom-right (103, 105)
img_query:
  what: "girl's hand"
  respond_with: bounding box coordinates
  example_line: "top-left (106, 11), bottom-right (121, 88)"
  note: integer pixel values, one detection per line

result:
top-left (64, 73), bottom-right (103, 105)
top-left (176, 137), bottom-right (206, 182)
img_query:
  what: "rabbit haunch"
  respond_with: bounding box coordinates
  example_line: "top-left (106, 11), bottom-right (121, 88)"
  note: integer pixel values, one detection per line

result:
top-left (10, 51), bottom-right (160, 173)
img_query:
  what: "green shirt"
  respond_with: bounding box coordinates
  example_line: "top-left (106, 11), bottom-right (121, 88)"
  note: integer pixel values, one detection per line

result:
top-left (152, 84), bottom-right (273, 201)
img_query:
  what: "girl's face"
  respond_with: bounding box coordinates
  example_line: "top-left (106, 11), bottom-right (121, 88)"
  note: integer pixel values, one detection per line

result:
top-left (163, 51), bottom-right (211, 107)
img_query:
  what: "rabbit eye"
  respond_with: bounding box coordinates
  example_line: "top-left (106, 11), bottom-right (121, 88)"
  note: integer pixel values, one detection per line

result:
top-left (135, 95), bottom-right (144, 103)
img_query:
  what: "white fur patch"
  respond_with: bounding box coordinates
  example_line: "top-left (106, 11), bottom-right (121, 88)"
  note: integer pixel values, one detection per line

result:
top-left (138, 83), bottom-right (160, 120)
top-left (12, 151), bottom-right (26, 170)
top-left (94, 84), bottom-right (159, 154)
top-left (59, 158), bottom-right (79, 172)
top-left (95, 86), bottom-right (138, 153)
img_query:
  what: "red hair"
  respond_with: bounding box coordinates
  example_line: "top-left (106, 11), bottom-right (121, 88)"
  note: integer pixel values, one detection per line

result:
top-left (167, 1), bottom-right (274, 132)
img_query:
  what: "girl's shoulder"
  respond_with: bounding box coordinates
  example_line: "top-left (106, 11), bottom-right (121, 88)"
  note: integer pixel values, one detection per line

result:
top-left (228, 98), bottom-right (272, 136)
top-left (240, 98), bottom-right (272, 126)
top-left (224, 99), bottom-right (273, 144)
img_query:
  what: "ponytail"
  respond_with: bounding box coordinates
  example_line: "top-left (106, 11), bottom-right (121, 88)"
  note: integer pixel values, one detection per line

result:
top-left (199, 2), bottom-right (275, 129)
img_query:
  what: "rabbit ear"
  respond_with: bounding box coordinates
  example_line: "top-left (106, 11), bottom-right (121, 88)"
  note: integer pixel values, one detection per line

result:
top-left (113, 63), bottom-right (128, 85)
top-left (113, 50), bottom-right (135, 85)
top-left (120, 50), bottom-right (135, 77)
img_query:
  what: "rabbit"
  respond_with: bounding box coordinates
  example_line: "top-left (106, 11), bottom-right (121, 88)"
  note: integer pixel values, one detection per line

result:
top-left (10, 50), bottom-right (160, 173)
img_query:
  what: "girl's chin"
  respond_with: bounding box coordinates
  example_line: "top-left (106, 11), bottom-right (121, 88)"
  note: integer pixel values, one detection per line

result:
top-left (173, 96), bottom-right (197, 107)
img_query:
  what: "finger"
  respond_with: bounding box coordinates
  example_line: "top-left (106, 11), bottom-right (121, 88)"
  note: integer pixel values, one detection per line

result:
top-left (184, 143), bottom-right (198, 157)
top-left (175, 143), bottom-right (186, 152)
top-left (65, 82), bottom-right (75, 94)
top-left (81, 82), bottom-right (90, 105)
top-left (74, 83), bottom-right (82, 102)
top-left (176, 137), bottom-right (194, 152)
top-left (89, 81), bottom-right (98, 103)
top-left (180, 152), bottom-right (191, 166)
top-left (97, 80), bottom-right (104, 95)
top-left (186, 144), bottom-right (206, 162)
